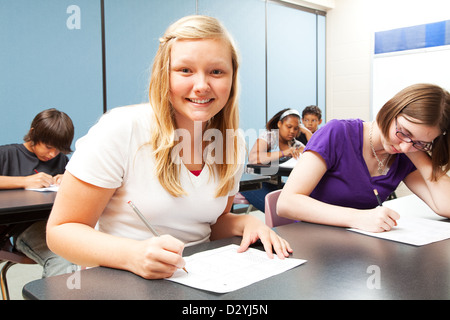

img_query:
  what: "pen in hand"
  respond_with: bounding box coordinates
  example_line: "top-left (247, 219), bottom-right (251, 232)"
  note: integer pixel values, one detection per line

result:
top-left (33, 169), bottom-right (57, 186)
top-left (127, 200), bottom-right (188, 274)
top-left (373, 189), bottom-right (397, 227)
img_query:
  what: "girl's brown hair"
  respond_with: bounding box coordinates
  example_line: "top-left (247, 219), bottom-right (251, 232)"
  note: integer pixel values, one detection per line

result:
top-left (376, 83), bottom-right (450, 180)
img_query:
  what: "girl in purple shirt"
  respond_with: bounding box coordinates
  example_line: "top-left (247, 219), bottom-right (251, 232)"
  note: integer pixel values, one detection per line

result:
top-left (278, 84), bottom-right (450, 232)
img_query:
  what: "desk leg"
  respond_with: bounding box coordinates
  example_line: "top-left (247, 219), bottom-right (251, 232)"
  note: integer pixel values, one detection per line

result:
top-left (1, 261), bottom-right (13, 300)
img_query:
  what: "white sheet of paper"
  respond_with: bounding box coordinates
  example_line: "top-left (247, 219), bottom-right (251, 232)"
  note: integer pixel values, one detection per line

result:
top-left (26, 185), bottom-right (59, 192)
top-left (279, 157), bottom-right (298, 168)
top-left (348, 216), bottom-right (450, 246)
top-left (166, 244), bottom-right (306, 293)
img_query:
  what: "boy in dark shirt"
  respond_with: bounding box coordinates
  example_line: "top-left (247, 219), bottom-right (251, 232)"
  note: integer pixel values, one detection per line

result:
top-left (0, 108), bottom-right (75, 277)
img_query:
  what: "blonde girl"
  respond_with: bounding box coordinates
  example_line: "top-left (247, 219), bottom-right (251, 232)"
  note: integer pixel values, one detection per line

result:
top-left (47, 15), bottom-right (292, 279)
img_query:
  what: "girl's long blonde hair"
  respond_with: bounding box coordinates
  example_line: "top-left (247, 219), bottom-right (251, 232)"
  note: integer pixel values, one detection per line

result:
top-left (148, 15), bottom-right (241, 197)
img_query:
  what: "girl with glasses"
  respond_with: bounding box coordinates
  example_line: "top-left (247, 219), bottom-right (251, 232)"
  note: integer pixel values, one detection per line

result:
top-left (278, 83), bottom-right (450, 233)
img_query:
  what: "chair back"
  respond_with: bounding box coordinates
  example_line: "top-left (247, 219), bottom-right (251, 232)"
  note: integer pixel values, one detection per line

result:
top-left (264, 190), bottom-right (295, 228)
top-left (0, 241), bottom-right (36, 265)
top-left (233, 192), bottom-right (250, 205)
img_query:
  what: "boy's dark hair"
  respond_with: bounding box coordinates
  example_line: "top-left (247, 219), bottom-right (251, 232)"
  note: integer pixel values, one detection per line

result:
top-left (23, 108), bottom-right (74, 154)
top-left (302, 105), bottom-right (322, 120)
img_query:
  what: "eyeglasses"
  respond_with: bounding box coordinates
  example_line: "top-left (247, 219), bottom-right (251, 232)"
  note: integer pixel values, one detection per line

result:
top-left (394, 118), bottom-right (433, 152)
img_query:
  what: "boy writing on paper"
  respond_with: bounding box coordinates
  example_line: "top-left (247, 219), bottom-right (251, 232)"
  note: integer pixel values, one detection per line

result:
top-left (0, 108), bottom-right (73, 189)
top-left (0, 108), bottom-right (75, 277)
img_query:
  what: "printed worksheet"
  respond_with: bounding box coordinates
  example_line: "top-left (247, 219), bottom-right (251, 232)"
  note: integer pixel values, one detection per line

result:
top-left (348, 216), bottom-right (450, 246)
top-left (166, 244), bottom-right (306, 293)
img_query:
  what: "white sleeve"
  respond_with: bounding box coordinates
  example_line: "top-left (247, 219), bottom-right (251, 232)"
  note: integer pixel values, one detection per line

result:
top-left (66, 109), bottom-right (133, 189)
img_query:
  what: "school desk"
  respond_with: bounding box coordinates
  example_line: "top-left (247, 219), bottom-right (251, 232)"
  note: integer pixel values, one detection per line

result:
top-left (22, 195), bottom-right (450, 300)
top-left (0, 189), bottom-right (56, 225)
top-left (246, 163), bottom-right (292, 177)
top-left (238, 173), bottom-right (270, 192)
top-left (246, 163), bottom-right (292, 188)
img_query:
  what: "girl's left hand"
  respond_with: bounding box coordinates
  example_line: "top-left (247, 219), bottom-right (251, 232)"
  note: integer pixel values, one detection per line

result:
top-left (237, 217), bottom-right (293, 259)
top-left (53, 174), bottom-right (65, 186)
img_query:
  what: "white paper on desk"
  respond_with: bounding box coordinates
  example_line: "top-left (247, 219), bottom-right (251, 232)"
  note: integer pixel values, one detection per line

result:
top-left (26, 185), bottom-right (59, 192)
top-left (166, 244), bottom-right (306, 293)
top-left (348, 216), bottom-right (450, 246)
top-left (279, 157), bottom-right (298, 168)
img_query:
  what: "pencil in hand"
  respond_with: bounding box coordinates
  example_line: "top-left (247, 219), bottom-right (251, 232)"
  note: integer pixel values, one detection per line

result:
top-left (373, 189), bottom-right (397, 227)
top-left (373, 189), bottom-right (383, 207)
top-left (127, 201), bottom-right (188, 274)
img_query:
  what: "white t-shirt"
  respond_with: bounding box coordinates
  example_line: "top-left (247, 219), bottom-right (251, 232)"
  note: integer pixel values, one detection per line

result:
top-left (67, 104), bottom-right (244, 246)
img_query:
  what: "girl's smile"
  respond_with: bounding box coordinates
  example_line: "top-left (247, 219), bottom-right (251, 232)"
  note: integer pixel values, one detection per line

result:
top-left (169, 38), bottom-right (233, 127)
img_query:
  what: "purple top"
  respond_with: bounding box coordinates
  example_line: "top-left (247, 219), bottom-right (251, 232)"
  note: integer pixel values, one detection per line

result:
top-left (304, 119), bottom-right (416, 209)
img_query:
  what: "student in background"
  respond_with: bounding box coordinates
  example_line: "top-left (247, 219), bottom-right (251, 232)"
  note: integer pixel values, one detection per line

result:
top-left (47, 15), bottom-right (292, 280)
top-left (278, 83), bottom-right (450, 233)
top-left (248, 108), bottom-right (305, 165)
top-left (298, 105), bottom-right (322, 145)
top-left (0, 108), bottom-right (75, 277)
top-left (242, 108), bottom-right (306, 212)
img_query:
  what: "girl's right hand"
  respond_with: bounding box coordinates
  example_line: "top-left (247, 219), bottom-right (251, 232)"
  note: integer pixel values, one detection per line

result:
top-left (353, 207), bottom-right (400, 233)
top-left (130, 234), bottom-right (186, 279)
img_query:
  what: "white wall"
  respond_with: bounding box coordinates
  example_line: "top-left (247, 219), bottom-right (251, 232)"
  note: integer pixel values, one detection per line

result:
top-left (325, 0), bottom-right (450, 122)
top-left (326, 0), bottom-right (372, 121)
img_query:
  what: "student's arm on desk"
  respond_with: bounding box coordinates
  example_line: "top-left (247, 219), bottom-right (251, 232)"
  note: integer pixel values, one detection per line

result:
top-left (248, 138), bottom-right (283, 164)
top-left (0, 172), bottom-right (54, 189)
top-left (277, 151), bottom-right (399, 233)
top-left (46, 172), bottom-right (186, 280)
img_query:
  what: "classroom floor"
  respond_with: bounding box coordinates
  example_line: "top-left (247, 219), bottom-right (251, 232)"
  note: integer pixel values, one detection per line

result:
top-left (1, 209), bottom-right (266, 300)
top-left (0, 261), bottom-right (43, 300)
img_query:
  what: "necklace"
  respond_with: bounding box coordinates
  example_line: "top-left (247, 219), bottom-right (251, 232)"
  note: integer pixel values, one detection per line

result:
top-left (369, 122), bottom-right (390, 175)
